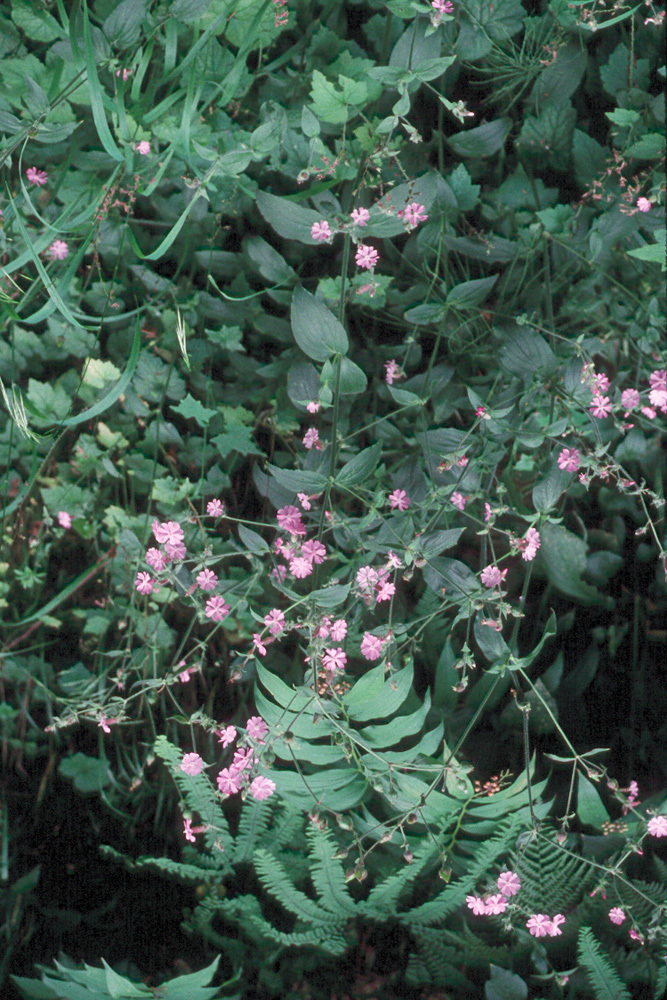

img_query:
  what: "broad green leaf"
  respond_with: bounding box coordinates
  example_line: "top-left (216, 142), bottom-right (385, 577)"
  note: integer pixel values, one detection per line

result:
top-left (416, 529), bottom-right (465, 559)
top-left (485, 964), bottom-right (528, 1000)
top-left (625, 133), bottom-right (666, 161)
top-left (442, 234), bottom-right (517, 263)
top-left (336, 443), bottom-right (382, 487)
top-left (309, 582), bottom-right (351, 609)
top-left (171, 393), bottom-right (217, 428)
top-left (627, 229), bottom-right (666, 270)
top-left (446, 163), bottom-right (481, 212)
top-left (516, 102), bottom-right (577, 170)
top-left (528, 43), bottom-right (586, 107)
top-left (103, 0), bottom-right (147, 48)
top-left (577, 772), bottom-right (610, 828)
top-left (456, 0), bottom-right (524, 60)
top-left (358, 691), bottom-right (431, 748)
top-left (540, 523), bottom-right (606, 606)
top-left (287, 362), bottom-right (320, 409)
top-left (532, 461), bottom-right (572, 512)
top-left (291, 286), bottom-right (348, 361)
top-left (11, 0), bottom-right (62, 42)
top-left (238, 524), bottom-right (269, 555)
top-left (256, 191), bottom-right (324, 244)
top-left (413, 56), bottom-right (457, 82)
top-left (447, 118), bottom-right (511, 159)
top-left (320, 356), bottom-right (366, 395)
top-left (446, 275), bottom-right (498, 308)
top-left (255, 664), bottom-right (316, 714)
top-left (171, 0), bottom-right (215, 21)
top-left (266, 463), bottom-right (328, 494)
top-left (498, 327), bottom-right (557, 381)
top-left (271, 767), bottom-right (367, 810)
top-left (389, 16), bottom-right (441, 71)
top-left (212, 425), bottom-right (262, 458)
top-left (59, 753), bottom-right (112, 793)
top-left (343, 663), bottom-right (413, 722)
top-left (243, 236), bottom-right (294, 283)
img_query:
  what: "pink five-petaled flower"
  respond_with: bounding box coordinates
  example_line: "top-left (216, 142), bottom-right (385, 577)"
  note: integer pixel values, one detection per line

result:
top-left (621, 388), bottom-right (640, 414)
top-left (26, 166), bottom-right (48, 186)
top-left (307, 400), bottom-right (321, 413)
top-left (385, 359), bottom-right (403, 384)
top-left (134, 140), bottom-right (151, 154)
top-left (647, 815), bottom-right (667, 837)
top-left (311, 220), bottom-right (331, 242)
top-left (181, 752), bottom-right (205, 776)
top-left (356, 566), bottom-right (379, 588)
top-left (649, 386), bottom-right (667, 411)
top-left (330, 618), bottom-right (347, 641)
top-left (205, 596), bottom-right (230, 621)
top-left (466, 895), bottom-right (487, 915)
top-left (323, 647), bottom-right (347, 672)
top-left (526, 914), bottom-right (552, 938)
top-left (629, 928), bottom-right (644, 943)
top-left (276, 505), bottom-right (306, 535)
top-left (183, 818), bottom-right (195, 842)
top-left (432, 0), bottom-right (454, 11)
top-left (557, 448), bottom-right (581, 472)
top-left (217, 725), bottom-right (237, 747)
top-left (207, 498), bottom-right (224, 516)
top-left (246, 716), bottom-right (269, 741)
top-left (290, 555), bottom-right (313, 578)
top-left (145, 547), bottom-right (166, 571)
top-left (649, 369), bottom-right (667, 390)
top-left (376, 580), bottom-right (396, 602)
top-left (57, 511), bottom-right (72, 529)
top-left (303, 427), bottom-right (321, 450)
top-left (484, 894), bottom-right (508, 915)
top-left (153, 520), bottom-right (184, 546)
top-left (250, 775), bottom-right (276, 801)
top-left (636, 197), bottom-right (651, 212)
top-left (451, 491), bottom-right (467, 511)
top-left (196, 568), bottom-right (218, 591)
top-left (217, 766), bottom-right (242, 795)
top-left (519, 527), bottom-right (541, 562)
top-left (548, 914), bottom-right (566, 936)
top-left (297, 492), bottom-right (312, 510)
top-left (609, 908), bottom-right (626, 925)
top-left (497, 871), bottom-right (521, 897)
top-left (361, 632), bottom-right (383, 660)
top-left (233, 747), bottom-right (253, 770)
top-left (253, 633), bottom-right (267, 655)
top-left (264, 609), bottom-right (285, 635)
top-left (355, 244), bottom-right (379, 270)
top-left (165, 539), bottom-right (186, 560)
top-left (401, 202), bottom-right (428, 228)
top-left (480, 565), bottom-right (507, 588)
top-left (590, 395), bottom-right (612, 419)
top-left (135, 571), bottom-right (154, 595)
top-left (49, 240), bottom-right (69, 260)
top-left (388, 489), bottom-right (410, 511)
top-left (302, 539), bottom-right (326, 564)
top-left (351, 206), bottom-right (370, 226)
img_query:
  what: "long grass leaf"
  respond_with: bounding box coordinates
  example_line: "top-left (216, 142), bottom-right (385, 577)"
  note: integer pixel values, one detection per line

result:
top-left (60, 320), bottom-right (142, 427)
top-left (82, 4), bottom-right (123, 161)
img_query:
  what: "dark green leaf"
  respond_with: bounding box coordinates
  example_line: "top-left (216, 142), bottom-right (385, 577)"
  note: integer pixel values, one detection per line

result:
top-left (447, 118), bottom-right (512, 159)
top-left (336, 443), bottom-right (382, 486)
top-left (291, 286), bottom-right (348, 361)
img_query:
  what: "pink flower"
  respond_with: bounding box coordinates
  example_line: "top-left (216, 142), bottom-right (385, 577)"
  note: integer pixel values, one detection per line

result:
top-left (196, 568), bottom-right (218, 591)
top-left (306, 400), bottom-right (321, 413)
top-left (247, 716), bottom-right (268, 741)
top-left (98, 715), bottom-right (117, 733)
top-left (497, 871), bottom-right (521, 897)
top-left (609, 907), bottom-right (626, 925)
top-left (153, 520), bottom-right (184, 546)
top-left (526, 914), bottom-right (551, 938)
top-left (264, 609), bottom-right (285, 635)
top-left (297, 493), bottom-right (312, 510)
top-left (250, 775), bottom-right (276, 801)
top-left (376, 580), bottom-right (396, 602)
top-left (276, 505), bottom-right (306, 535)
top-left (323, 647), bottom-right (347, 672)
top-left (484, 894), bottom-right (507, 915)
top-left (49, 240), bottom-right (69, 260)
top-left (134, 140), bottom-right (151, 154)
top-left (330, 618), bottom-right (347, 641)
top-left (400, 202), bottom-right (428, 228)
top-left (484, 502), bottom-right (492, 522)
top-left (592, 372), bottom-right (610, 393)
top-left (206, 498), bottom-right (224, 516)
top-left (361, 632), bottom-right (383, 660)
top-left (253, 634), bottom-right (267, 655)
top-left (135, 571), bottom-right (154, 595)
top-left (290, 555), bottom-right (313, 578)
top-left (642, 406), bottom-right (656, 419)
top-left (355, 244), bottom-right (379, 270)
top-left (480, 565), bottom-right (507, 588)
top-left (183, 817), bottom-right (196, 842)
top-left (621, 388), bottom-right (640, 413)
top-left (589, 395), bottom-right (611, 419)
top-left (181, 752), bottom-right (205, 776)
top-left (388, 489), bottom-right (410, 511)
top-left (26, 167), bottom-right (47, 186)
top-left (548, 914), bottom-right (566, 936)
top-left (205, 596), bottom-right (230, 621)
top-left (116, 68), bottom-right (131, 80)
top-left (217, 766), bottom-right (242, 795)
top-left (649, 386), bottom-right (667, 411)
top-left (351, 206), bottom-right (370, 226)
top-left (432, 0), bottom-right (454, 12)
top-left (519, 527), bottom-right (541, 562)
top-left (629, 928), bottom-right (644, 943)
top-left (356, 566), bottom-right (379, 588)
top-left (649, 369), bottom-right (667, 390)
top-left (636, 197), bottom-right (651, 212)
top-left (311, 220), bottom-right (331, 242)
top-left (165, 539), bottom-right (186, 560)
top-left (647, 815), bottom-right (667, 837)
top-left (217, 725), bottom-right (237, 747)
top-left (233, 747), bottom-right (253, 770)
top-left (384, 359), bottom-right (403, 384)
top-left (557, 448), bottom-right (580, 472)
top-left (451, 492), bottom-right (466, 511)
top-left (302, 539), bottom-right (326, 564)
top-left (303, 427), bottom-right (320, 450)
top-left (145, 547), bottom-right (166, 571)
top-left (386, 551), bottom-right (402, 569)
top-left (466, 894), bottom-right (487, 915)
top-left (57, 511), bottom-right (72, 528)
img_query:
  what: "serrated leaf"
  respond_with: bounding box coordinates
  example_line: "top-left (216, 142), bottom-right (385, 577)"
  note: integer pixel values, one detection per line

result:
top-left (310, 70), bottom-right (361, 124)
top-left (81, 358), bottom-right (121, 389)
top-left (291, 286), bottom-right (348, 361)
top-left (171, 393), bottom-right (217, 428)
top-left (212, 425), bottom-right (262, 458)
top-left (103, 0), bottom-right (148, 48)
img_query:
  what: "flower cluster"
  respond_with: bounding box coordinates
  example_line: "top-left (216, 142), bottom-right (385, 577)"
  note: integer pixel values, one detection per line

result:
top-left (271, 506), bottom-right (327, 582)
top-left (467, 872), bottom-right (566, 939)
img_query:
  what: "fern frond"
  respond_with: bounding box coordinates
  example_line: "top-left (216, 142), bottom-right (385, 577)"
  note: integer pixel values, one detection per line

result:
top-left (253, 847), bottom-right (334, 926)
top-left (232, 798), bottom-right (274, 864)
top-left (577, 925), bottom-right (631, 1000)
top-left (306, 825), bottom-right (357, 916)
top-left (511, 829), bottom-right (595, 913)
top-left (363, 845), bottom-right (436, 915)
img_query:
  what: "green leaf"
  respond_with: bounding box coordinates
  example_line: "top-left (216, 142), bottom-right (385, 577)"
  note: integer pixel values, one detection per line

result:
top-left (102, 0), bottom-right (147, 48)
top-left (446, 163), bottom-right (481, 212)
top-left (310, 70), bottom-right (362, 124)
top-left (336, 443), bottom-right (382, 486)
top-left (485, 964), bottom-right (528, 1000)
top-left (627, 229), bottom-right (666, 270)
top-left (413, 56), bottom-right (457, 82)
top-left (291, 286), bottom-right (348, 361)
top-left (447, 118), bottom-right (511, 158)
top-left (532, 461), bottom-right (572, 512)
top-left (212, 425), bottom-right (262, 458)
top-left (516, 101), bottom-right (577, 170)
top-left (446, 275), bottom-right (497, 308)
top-left (238, 524), bottom-right (269, 555)
top-left (11, 0), bottom-right (62, 42)
top-left (416, 529), bottom-right (465, 559)
top-left (25, 379), bottom-right (71, 425)
top-left (82, 3), bottom-right (124, 161)
top-left (604, 108), bottom-right (640, 126)
top-left (577, 926), bottom-right (632, 1000)
top-left (577, 772), bottom-right (610, 827)
top-left (442, 234), bottom-right (517, 263)
top-left (498, 326), bottom-right (557, 382)
top-left (266, 463), bottom-right (328, 494)
top-left (243, 236), bottom-right (294, 283)
top-left (321, 356), bottom-right (366, 395)
top-left (309, 582), bottom-right (351, 609)
top-left (540, 523), bottom-right (606, 606)
top-left (256, 191), bottom-right (325, 244)
top-left (171, 393), bottom-right (217, 428)
top-left (59, 753), bottom-right (112, 794)
top-left (625, 132), bottom-right (666, 161)
top-left (171, 0), bottom-right (215, 21)
top-left (287, 362), bottom-right (320, 408)
top-left (343, 663), bottom-right (413, 722)
top-left (456, 0), bottom-right (525, 61)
